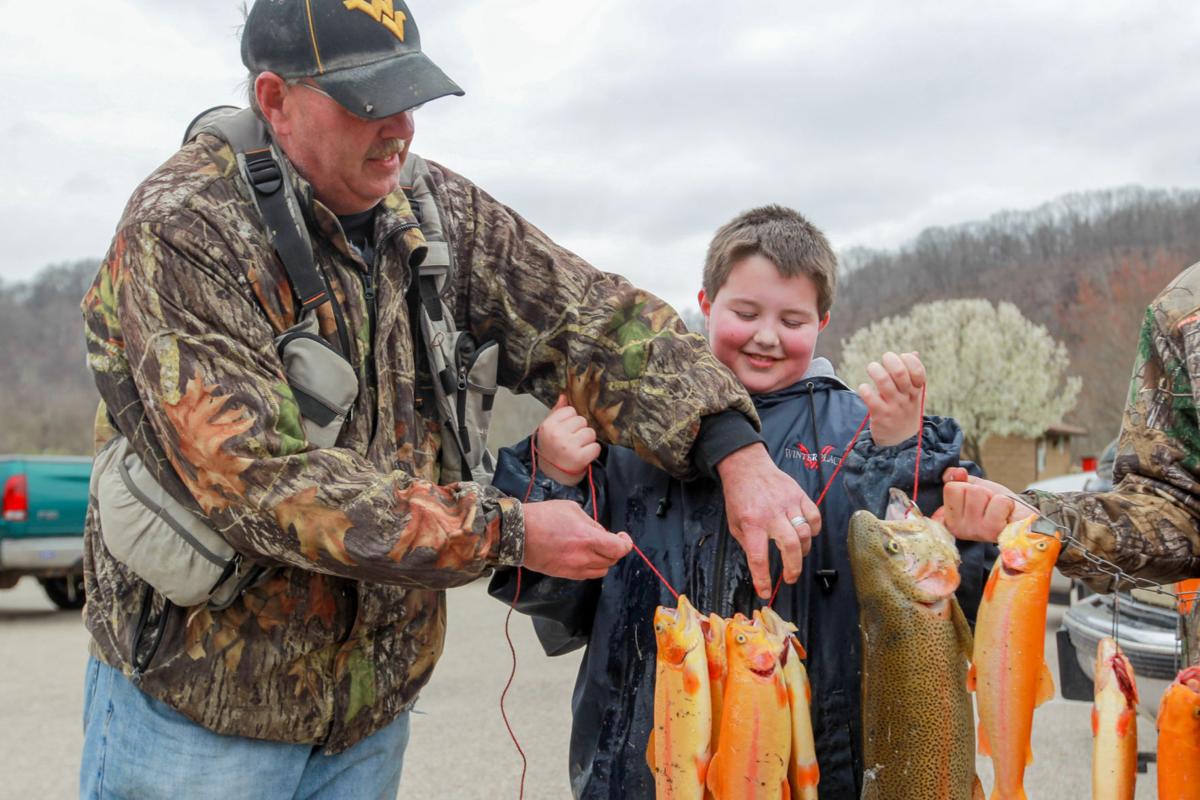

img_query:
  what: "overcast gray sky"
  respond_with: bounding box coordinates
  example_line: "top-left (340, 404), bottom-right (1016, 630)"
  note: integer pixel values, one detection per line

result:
top-left (2, 1), bottom-right (1198, 312)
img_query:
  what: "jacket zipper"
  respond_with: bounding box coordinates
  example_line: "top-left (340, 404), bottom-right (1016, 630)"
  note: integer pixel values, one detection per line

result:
top-left (130, 584), bottom-right (172, 679)
top-left (361, 221), bottom-right (420, 446)
top-left (360, 260), bottom-right (379, 446)
top-left (340, 220), bottom-right (418, 651)
top-left (806, 382), bottom-right (839, 597)
top-left (712, 518), bottom-right (731, 617)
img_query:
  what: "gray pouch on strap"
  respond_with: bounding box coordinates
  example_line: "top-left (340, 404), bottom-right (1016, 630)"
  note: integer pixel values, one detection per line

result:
top-left (92, 437), bottom-right (263, 609)
top-left (274, 312), bottom-right (359, 449)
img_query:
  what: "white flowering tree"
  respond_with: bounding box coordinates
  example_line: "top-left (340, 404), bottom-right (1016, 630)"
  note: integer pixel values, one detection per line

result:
top-left (839, 299), bottom-right (1081, 467)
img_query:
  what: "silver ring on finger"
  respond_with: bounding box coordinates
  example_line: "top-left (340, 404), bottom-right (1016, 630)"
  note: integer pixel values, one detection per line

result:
top-left (789, 515), bottom-right (808, 529)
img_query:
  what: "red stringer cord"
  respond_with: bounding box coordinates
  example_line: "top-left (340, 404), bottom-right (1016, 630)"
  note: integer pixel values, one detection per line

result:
top-left (768, 411), bottom-right (870, 607)
top-left (912, 385), bottom-right (927, 503)
top-left (498, 437), bottom-right (546, 800)
top-left (500, 434), bottom-right (680, 800)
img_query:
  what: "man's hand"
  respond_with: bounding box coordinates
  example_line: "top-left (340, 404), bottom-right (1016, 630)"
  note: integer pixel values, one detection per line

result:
top-left (522, 500), bottom-right (633, 579)
top-left (935, 467), bottom-right (1034, 543)
top-left (717, 443), bottom-right (821, 599)
top-left (857, 351), bottom-right (926, 447)
top-left (536, 394), bottom-right (600, 486)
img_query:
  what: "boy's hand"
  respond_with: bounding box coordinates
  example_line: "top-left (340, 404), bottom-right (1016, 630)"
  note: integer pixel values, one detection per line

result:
top-left (934, 467), bottom-right (1034, 543)
top-left (523, 500), bottom-right (633, 579)
top-left (537, 394), bottom-right (601, 486)
top-left (857, 351), bottom-right (925, 447)
top-left (716, 443), bottom-right (821, 600)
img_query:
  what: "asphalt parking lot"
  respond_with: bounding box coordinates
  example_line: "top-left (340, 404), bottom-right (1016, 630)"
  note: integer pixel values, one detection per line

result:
top-left (0, 577), bottom-right (1160, 799)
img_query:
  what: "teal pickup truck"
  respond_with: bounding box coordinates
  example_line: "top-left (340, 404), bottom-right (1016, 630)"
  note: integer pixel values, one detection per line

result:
top-left (0, 455), bottom-right (91, 609)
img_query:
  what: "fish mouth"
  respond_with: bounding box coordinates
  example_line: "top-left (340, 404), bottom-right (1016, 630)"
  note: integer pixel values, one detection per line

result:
top-left (750, 665), bottom-right (776, 679)
top-left (667, 642), bottom-right (698, 667)
top-left (1110, 656), bottom-right (1139, 705)
top-left (913, 567), bottom-right (960, 598)
top-left (1000, 548), bottom-right (1030, 576)
top-left (917, 598), bottom-right (950, 615)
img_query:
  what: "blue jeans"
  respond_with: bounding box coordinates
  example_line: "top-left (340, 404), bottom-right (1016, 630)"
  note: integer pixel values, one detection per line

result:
top-left (80, 656), bottom-right (410, 800)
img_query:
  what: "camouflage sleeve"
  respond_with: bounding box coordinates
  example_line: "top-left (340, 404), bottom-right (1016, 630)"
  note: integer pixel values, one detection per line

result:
top-left (82, 220), bottom-right (522, 590)
top-left (1034, 274), bottom-right (1200, 587)
top-left (427, 162), bottom-right (758, 479)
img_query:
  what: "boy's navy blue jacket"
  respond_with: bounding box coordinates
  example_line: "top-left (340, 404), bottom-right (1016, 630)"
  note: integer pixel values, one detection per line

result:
top-left (489, 360), bottom-right (996, 800)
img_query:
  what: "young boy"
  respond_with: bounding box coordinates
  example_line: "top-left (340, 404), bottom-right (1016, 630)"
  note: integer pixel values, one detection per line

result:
top-left (489, 205), bottom-right (994, 799)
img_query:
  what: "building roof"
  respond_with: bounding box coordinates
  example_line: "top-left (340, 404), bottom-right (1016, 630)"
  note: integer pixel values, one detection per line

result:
top-left (1045, 422), bottom-right (1089, 437)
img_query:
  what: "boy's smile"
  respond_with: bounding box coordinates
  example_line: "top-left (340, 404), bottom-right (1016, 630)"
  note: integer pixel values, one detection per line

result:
top-left (699, 254), bottom-right (829, 395)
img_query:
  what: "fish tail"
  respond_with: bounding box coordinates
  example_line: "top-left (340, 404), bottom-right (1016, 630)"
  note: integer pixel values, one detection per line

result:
top-left (976, 720), bottom-right (992, 756)
top-left (990, 788), bottom-right (1027, 800)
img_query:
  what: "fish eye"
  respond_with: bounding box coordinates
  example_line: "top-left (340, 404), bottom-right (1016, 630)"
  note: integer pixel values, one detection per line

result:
top-left (1036, 541), bottom-right (1048, 551)
top-left (655, 623), bottom-right (663, 633)
top-left (1193, 707), bottom-right (1200, 719)
top-left (735, 633), bottom-right (747, 644)
top-left (886, 540), bottom-right (901, 554)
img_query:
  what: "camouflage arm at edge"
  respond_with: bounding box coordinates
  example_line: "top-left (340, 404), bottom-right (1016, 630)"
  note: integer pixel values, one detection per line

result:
top-left (1034, 279), bottom-right (1200, 587)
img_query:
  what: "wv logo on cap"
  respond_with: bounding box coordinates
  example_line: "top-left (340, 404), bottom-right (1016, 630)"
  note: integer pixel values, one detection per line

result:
top-left (343, 0), bottom-right (407, 41)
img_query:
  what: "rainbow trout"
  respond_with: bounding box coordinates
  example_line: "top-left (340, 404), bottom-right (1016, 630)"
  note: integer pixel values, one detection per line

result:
top-left (757, 607), bottom-right (819, 800)
top-left (849, 489), bottom-right (981, 800)
top-left (647, 594), bottom-right (712, 799)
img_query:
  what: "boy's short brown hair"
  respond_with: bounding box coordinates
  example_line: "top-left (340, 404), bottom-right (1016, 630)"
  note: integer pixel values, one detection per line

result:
top-left (703, 205), bottom-right (837, 317)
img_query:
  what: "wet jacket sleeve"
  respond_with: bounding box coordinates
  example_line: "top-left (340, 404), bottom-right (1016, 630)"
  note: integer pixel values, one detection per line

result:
top-left (1030, 288), bottom-right (1200, 587)
top-left (82, 221), bottom-right (522, 591)
top-left (487, 439), bottom-right (602, 656)
top-left (843, 415), bottom-right (999, 624)
top-left (429, 162), bottom-right (759, 480)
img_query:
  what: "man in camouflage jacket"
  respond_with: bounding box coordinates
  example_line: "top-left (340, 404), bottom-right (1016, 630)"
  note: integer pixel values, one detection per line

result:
top-left (78, 1), bottom-right (821, 796)
top-left (941, 262), bottom-right (1200, 585)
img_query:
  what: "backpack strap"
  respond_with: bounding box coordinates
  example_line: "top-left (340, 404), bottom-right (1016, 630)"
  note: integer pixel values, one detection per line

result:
top-left (401, 154), bottom-right (498, 486)
top-left (399, 153), bottom-right (454, 317)
top-left (185, 107), bottom-right (329, 315)
top-left (187, 107), bottom-right (497, 486)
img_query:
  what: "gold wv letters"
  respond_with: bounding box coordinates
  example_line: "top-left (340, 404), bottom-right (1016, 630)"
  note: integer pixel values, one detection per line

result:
top-left (343, 0), bottom-right (406, 41)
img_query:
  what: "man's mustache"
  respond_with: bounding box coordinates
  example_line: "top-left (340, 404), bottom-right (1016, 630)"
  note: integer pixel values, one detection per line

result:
top-left (367, 139), bottom-right (407, 160)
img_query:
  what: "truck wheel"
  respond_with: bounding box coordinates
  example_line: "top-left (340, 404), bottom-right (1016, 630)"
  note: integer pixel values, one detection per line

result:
top-left (38, 576), bottom-right (86, 610)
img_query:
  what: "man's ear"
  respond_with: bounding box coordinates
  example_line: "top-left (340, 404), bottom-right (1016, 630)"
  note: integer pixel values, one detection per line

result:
top-left (697, 288), bottom-right (711, 319)
top-left (255, 72), bottom-right (290, 135)
top-left (819, 311), bottom-right (831, 331)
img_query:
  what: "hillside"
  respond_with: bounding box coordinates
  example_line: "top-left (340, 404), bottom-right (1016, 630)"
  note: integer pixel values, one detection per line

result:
top-left (0, 261), bottom-right (98, 454)
top-left (4, 185), bottom-right (1198, 460)
top-left (823, 186), bottom-right (1200, 458)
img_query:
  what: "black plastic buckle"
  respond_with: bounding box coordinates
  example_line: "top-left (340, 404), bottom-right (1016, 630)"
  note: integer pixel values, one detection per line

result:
top-left (245, 150), bottom-right (283, 195)
top-left (816, 568), bottom-right (838, 594)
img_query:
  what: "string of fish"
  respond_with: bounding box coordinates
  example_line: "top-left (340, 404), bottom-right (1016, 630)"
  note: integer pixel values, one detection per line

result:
top-left (499, 386), bottom-right (934, 796)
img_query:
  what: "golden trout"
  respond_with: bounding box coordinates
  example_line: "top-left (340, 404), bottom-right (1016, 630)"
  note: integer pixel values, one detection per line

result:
top-left (647, 594), bottom-right (713, 799)
top-left (757, 607), bottom-right (819, 800)
top-left (1157, 666), bottom-right (1200, 800)
top-left (1092, 637), bottom-right (1138, 800)
top-left (707, 614), bottom-right (791, 799)
top-left (704, 612), bottom-right (728, 752)
top-left (970, 515), bottom-right (1062, 800)
top-left (849, 489), bottom-right (979, 800)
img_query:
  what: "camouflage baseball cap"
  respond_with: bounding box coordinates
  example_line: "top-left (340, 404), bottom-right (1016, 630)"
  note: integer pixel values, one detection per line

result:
top-left (242, 0), bottom-right (464, 120)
